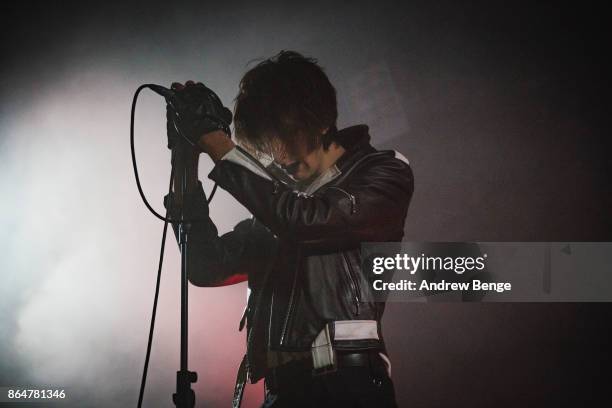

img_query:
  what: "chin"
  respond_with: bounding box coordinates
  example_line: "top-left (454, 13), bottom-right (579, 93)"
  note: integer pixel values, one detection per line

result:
top-left (297, 172), bottom-right (319, 184)
top-left (291, 165), bottom-right (319, 182)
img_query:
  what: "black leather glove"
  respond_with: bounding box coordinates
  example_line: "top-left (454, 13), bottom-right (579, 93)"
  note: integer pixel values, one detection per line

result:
top-left (168, 82), bottom-right (232, 149)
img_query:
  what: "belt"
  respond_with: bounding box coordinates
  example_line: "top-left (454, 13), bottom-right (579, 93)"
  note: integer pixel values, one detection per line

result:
top-left (336, 351), bottom-right (376, 367)
top-left (265, 350), bottom-right (384, 393)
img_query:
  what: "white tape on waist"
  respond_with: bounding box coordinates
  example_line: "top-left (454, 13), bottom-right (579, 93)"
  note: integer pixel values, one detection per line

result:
top-left (333, 320), bottom-right (379, 341)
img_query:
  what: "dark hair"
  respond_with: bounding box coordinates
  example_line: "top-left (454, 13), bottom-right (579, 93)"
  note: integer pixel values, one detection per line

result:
top-left (233, 50), bottom-right (338, 156)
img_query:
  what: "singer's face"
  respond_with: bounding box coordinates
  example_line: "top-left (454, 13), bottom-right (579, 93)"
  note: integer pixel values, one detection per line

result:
top-left (269, 131), bottom-right (328, 182)
top-left (264, 126), bottom-right (346, 184)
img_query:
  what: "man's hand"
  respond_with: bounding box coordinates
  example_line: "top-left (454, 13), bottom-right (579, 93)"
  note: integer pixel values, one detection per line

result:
top-left (167, 81), bottom-right (237, 204)
top-left (169, 81), bottom-right (234, 159)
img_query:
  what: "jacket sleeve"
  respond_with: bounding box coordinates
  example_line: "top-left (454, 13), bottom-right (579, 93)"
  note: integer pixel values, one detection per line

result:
top-left (208, 155), bottom-right (414, 252)
top-left (164, 181), bottom-right (276, 287)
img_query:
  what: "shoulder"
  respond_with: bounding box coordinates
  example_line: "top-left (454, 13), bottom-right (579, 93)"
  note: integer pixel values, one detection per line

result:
top-left (391, 150), bottom-right (410, 166)
top-left (352, 149), bottom-right (413, 179)
top-left (347, 150), bottom-right (414, 195)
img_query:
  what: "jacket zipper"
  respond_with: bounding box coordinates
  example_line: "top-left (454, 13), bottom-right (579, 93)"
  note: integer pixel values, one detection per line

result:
top-left (280, 250), bottom-right (301, 345)
top-left (245, 286), bottom-right (263, 376)
top-left (326, 186), bottom-right (357, 214)
top-left (267, 291), bottom-right (274, 349)
top-left (341, 252), bottom-right (362, 316)
top-left (245, 227), bottom-right (276, 376)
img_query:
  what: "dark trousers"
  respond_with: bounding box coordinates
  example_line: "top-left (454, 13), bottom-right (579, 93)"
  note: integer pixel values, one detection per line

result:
top-left (261, 352), bottom-right (398, 408)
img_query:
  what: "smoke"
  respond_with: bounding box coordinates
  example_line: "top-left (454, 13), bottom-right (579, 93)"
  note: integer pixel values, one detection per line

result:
top-left (1, 2), bottom-right (610, 407)
top-left (0, 58), bottom-right (260, 405)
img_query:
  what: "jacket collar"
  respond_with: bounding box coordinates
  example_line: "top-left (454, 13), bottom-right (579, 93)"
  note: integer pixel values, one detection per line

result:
top-left (333, 125), bottom-right (376, 173)
top-left (299, 125), bottom-right (376, 194)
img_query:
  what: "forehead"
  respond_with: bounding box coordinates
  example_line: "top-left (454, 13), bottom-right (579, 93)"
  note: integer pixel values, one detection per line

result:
top-left (262, 130), bottom-right (313, 158)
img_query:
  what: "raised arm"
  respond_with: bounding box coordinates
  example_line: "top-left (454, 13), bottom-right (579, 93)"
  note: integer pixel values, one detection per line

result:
top-left (207, 151), bottom-right (414, 252)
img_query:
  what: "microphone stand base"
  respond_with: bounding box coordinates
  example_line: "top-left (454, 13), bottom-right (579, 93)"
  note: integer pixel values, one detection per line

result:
top-left (172, 370), bottom-right (198, 408)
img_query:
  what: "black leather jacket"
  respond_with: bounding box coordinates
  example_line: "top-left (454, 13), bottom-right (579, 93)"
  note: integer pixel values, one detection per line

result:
top-left (167, 125), bottom-right (414, 382)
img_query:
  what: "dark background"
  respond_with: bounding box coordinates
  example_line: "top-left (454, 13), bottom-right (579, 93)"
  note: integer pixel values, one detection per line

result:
top-left (1, 1), bottom-right (610, 406)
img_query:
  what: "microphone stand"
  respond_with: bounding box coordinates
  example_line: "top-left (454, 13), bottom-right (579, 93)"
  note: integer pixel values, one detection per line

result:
top-left (168, 111), bottom-right (198, 408)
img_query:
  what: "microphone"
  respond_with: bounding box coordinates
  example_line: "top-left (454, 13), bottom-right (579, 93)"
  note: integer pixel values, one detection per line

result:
top-left (147, 84), bottom-right (182, 149)
top-left (148, 84), bottom-right (180, 107)
top-left (148, 84), bottom-right (174, 99)
top-left (148, 82), bottom-right (232, 142)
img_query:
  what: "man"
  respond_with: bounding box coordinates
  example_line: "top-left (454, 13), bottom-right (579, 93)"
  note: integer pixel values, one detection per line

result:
top-left (165, 51), bottom-right (414, 407)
